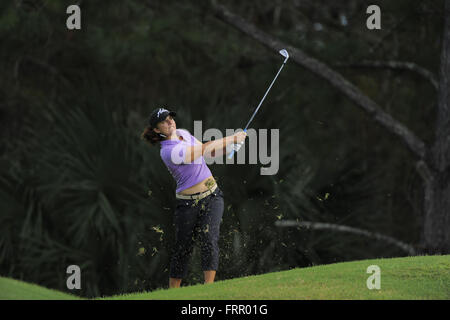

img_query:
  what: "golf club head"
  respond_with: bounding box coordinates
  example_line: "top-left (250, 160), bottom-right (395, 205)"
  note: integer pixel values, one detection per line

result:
top-left (279, 49), bottom-right (289, 63)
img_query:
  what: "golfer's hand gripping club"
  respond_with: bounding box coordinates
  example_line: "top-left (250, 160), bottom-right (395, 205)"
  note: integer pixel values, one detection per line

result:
top-left (228, 129), bottom-right (247, 159)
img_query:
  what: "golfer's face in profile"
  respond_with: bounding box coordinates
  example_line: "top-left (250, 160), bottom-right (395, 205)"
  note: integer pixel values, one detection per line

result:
top-left (159, 115), bottom-right (176, 135)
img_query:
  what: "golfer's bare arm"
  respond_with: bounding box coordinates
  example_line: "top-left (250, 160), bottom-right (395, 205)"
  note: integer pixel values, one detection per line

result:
top-left (194, 137), bottom-right (228, 158)
top-left (184, 137), bottom-right (231, 163)
top-left (184, 133), bottom-right (246, 164)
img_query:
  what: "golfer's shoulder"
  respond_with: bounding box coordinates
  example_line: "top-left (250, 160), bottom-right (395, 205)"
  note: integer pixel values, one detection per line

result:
top-left (160, 133), bottom-right (188, 159)
top-left (179, 128), bottom-right (203, 145)
top-left (177, 128), bottom-right (192, 137)
top-left (160, 144), bottom-right (186, 166)
top-left (159, 141), bottom-right (175, 158)
top-left (160, 142), bottom-right (179, 154)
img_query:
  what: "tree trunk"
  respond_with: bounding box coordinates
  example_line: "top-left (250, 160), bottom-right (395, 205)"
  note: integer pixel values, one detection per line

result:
top-left (423, 0), bottom-right (450, 254)
top-left (422, 174), bottom-right (450, 253)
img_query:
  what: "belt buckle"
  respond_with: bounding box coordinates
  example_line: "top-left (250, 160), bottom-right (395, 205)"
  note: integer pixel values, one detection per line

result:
top-left (176, 184), bottom-right (217, 200)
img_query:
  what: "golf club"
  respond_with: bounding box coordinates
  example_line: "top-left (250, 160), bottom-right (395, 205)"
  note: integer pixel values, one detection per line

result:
top-left (228, 49), bottom-right (289, 159)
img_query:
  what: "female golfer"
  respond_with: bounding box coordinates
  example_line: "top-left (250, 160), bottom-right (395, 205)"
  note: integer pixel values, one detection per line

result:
top-left (141, 107), bottom-right (246, 288)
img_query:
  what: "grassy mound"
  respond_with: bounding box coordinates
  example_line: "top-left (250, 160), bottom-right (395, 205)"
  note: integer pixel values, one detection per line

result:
top-left (1, 255), bottom-right (449, 300)
top-left (0, 277), bottom-right (82, 300)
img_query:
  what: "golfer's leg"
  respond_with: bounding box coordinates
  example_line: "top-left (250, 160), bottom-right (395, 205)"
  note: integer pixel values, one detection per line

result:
top-left (169, 277), bottom-right (182, 288)
top-left (169, 201), bottom-right (198, 286)
top-left (203, 270), bottom-right (216, 283)
top-left (199, 190), bottom-right (224, 283)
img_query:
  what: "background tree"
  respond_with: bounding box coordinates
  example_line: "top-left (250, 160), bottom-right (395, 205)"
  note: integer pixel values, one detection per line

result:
top-left (211, 0), bottom-right (448, 253)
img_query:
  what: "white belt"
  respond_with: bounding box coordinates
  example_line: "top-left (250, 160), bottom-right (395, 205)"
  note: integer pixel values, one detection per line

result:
top-left (176, 183), bottom-right (218, 200)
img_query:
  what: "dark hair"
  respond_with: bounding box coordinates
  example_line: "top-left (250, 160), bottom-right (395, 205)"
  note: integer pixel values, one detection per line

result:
top-left (141, 126), bottom-right (165, 146)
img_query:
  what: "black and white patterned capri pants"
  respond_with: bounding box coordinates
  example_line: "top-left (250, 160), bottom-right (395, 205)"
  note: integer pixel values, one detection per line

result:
top-left (169, 187), bottom-right (224, 279)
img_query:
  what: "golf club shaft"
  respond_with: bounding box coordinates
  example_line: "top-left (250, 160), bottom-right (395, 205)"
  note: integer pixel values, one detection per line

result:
top-left (228, 61), bottom-right (286, 159)
top-left (244, 62), bottom-right (286, 131)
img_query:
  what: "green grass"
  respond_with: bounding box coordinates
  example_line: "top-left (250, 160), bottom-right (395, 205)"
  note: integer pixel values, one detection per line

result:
top-left (0, 277), bottom-right (83, 300)
top-left (1, 255), bottom-right (449, 300)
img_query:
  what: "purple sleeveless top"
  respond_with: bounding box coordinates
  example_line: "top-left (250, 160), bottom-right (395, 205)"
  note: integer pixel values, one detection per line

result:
top-left (160, 129), bottom-right (213, 193)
